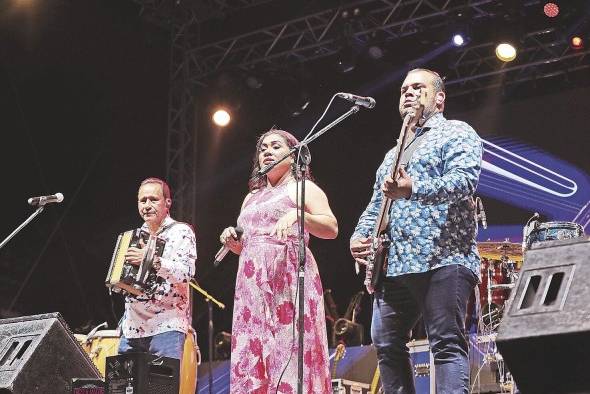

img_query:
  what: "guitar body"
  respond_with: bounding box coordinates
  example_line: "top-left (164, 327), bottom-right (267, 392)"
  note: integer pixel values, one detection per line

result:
top-left (368, 233), bottom-right (390, 292)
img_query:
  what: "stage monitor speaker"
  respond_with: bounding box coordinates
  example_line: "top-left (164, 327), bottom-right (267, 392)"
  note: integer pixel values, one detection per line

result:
top-left (105, 353), bottom-right (179, 394)
top-left (496, 238), bottom-right (590, 394)
top-left (0, 312), bottom-right (101, 393)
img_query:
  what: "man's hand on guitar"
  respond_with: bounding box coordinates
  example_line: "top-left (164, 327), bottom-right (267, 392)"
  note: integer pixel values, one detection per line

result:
top-left (382, 167), bottom-right (412, 200)
top-left (350, 237), bottom-right (372, 266)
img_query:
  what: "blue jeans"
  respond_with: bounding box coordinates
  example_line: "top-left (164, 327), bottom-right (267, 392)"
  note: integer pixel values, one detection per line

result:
top-left (118, 330), bottom-right (185, 360)
top-left (371, 264), bottom-right (477, 394)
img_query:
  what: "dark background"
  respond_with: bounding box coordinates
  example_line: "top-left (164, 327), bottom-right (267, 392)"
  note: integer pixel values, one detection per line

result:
top-left (1, 0), bottom-right (589, 358)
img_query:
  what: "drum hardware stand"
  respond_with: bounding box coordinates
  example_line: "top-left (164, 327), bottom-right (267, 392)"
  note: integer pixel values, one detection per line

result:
top-left (190, 280), bottom-right (225, 394)
top-left (83, 321), bottom-right (109, 349)
top-left (0, 206), bottom-right (46, 251)
top-left (473, 240), bottom-right (520, 394)
top-left (256, 95), bottom-right (361, 394)
top-left (522, 212), bottom-right (540, 251)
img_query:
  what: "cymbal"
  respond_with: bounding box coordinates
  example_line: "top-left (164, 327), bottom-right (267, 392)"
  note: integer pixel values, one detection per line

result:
top-left (478, 241), bottom-right (522, 261)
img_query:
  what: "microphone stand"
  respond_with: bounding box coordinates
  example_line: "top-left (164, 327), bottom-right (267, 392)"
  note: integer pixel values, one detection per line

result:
top-left (256, 104), bottom-right (361, 394)
top-left (189, 280), bottom-right (225, 394)
top-left (0, 206), bottom-right (45, 251)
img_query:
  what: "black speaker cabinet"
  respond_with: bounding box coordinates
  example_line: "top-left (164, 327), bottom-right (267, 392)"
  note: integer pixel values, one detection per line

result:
top-left (0, 312), bottom-right (101, 393)
top-left (105, 353), bottom-right (179, 394)
top-left (497, 238), bottom-right (590, 394)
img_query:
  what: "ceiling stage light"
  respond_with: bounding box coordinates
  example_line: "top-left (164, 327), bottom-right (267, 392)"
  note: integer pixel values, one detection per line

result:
top-left (452, 34), bottom-right (465, 47)
top-left (570, 36), bottom-right (584, 50)
top-left (495, 43), bottom-right (517, 62)
top-left (368, 45), bottom-right (384, 60)
top-left (212, 108), bottom-right (231, 127)
top-left (543, 3), bottom-right (559, 18)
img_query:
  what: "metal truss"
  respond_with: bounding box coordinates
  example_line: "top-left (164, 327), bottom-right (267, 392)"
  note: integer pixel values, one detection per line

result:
top-left (446, 28), bottom-right (590, 97)
top-left (135, 0), bottom-right (588, 220)
top-left (182, 0), bottom-right (498, 85)
top-left (132, 0), bottom-right (278, 26)
top-left (166, 25), bottom-right (198, 224)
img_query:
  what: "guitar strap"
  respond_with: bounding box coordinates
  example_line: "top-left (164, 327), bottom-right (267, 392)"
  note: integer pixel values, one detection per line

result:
top-left (383, 127), bottom-right (430, 225)
top-left (399, 126), bottom-right (430, 168)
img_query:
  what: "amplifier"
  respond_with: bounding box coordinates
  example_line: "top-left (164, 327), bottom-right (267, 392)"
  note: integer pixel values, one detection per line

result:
top-left (105, 353), bottom-right (179, 394)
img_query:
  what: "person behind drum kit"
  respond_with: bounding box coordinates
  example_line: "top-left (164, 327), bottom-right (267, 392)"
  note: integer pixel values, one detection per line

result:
top-left (219, 129), bottom-right (338, 393)
top-left (118, 177), bottom-right (197, 360)
top-left (350, 68), bottom-right (483, 394)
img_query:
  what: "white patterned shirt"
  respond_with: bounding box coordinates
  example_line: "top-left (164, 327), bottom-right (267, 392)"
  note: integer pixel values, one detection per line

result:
top-left (352, 113), bottom-right (483, 278)
top-left (122, 216), bottom-right (197, 338)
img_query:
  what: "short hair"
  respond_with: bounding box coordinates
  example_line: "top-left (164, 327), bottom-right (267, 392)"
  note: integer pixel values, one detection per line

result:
top-left (407, 68), bottom-right (446, 93)
top-left (139, 177), bottom-right (172, 200)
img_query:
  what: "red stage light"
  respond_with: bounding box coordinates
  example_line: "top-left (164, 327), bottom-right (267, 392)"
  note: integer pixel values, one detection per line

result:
top-left (543, 2), bottom-right (559, 18)
top-left (570, 36), bottom-right (584, 50)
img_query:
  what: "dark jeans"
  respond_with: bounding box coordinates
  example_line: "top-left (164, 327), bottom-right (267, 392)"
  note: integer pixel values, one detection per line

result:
top-left (371, 264), bottom-right (477, 394)
top-left (118, 330), bottom-right (186, 360)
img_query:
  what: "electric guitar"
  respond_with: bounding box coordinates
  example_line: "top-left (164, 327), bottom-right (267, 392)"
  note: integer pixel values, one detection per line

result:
top-left (363, 93), bottom-right (426, 293)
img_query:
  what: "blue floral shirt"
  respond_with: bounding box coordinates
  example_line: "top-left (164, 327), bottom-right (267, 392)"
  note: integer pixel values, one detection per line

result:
top-left (352, 113), bottom-right (483, 278)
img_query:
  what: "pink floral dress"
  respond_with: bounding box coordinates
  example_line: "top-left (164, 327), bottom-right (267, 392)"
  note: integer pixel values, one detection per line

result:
top-left (230, 182), bottom-right (331, 394)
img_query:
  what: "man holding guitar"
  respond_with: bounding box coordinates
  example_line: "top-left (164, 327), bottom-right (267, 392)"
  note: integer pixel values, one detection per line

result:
top-left (350, 68), bottom-right (483, 394)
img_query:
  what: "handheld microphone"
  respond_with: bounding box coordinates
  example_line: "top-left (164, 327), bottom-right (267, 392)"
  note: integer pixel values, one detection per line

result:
top-left (337, 93), bottom-right (376, 109)
top-left (214, 226), bottom-right (244, 267)
top-left (28, 193), bottom-right (64, 207)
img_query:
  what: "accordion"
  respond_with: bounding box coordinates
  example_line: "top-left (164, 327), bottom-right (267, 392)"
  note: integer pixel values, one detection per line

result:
top-left (105, 229), bottom-right (166, 296)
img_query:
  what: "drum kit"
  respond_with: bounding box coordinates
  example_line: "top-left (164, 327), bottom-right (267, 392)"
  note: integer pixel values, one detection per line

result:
top-left (475, 218), bottom-right (584, 331)
top-left (469, 217), bottom-right (585, 393)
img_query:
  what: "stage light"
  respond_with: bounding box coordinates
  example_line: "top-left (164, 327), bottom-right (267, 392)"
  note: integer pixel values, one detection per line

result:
top-left (335, 45), bottom-right (357, 73)
top-left (570, 35), bottom-right (584, 50)
top-left (245, 75), bottom-right (263, 89)
top-left (336, 57), bottom-right (355, 73)
top-left (452, 34), bottom-right (465, 47)
top-left (543, 2), bottom-right (559, 18)
top-left (495, 43), bottom-right (517, 62)
top-left (212, 108), bottom-right (231, 127)
top-left (368, 45), bottom-right (384, 60)
top-left (284, 91), bottom-right (311, 117)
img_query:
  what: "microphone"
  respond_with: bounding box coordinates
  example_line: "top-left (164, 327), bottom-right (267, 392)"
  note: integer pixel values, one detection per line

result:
top-left (28, 193), bottom-right (64, 207)
top-left (214, 226), bottom-right (243, 267)
top-left (475, 197), bottom-right (487, 229)
top-left (337, 93), bottom-right (376, 109)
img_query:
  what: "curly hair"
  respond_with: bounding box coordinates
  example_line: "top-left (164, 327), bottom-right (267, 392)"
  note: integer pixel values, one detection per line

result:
top-left (247, 128), bottom-right (313, 192)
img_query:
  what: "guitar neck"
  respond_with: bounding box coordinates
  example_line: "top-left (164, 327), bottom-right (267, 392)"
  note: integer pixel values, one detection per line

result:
top-left (371, 113), bottom-right (414, 238)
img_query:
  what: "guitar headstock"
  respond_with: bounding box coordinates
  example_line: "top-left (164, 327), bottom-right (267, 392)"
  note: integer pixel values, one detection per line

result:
top-left (335, 342), bottom-right (346, 361)
top-left (331, 342), bottom-right (347, 379)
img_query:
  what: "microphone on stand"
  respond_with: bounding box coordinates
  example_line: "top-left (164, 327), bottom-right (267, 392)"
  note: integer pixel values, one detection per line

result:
top-left (337, 93), bottom-right (376, 109)
top-left (28, 193), bottom-right (64, 207)
top-left (214, 227), bottom-right (244, 267)
top-left (476, 197), bottom-right (487, 229)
